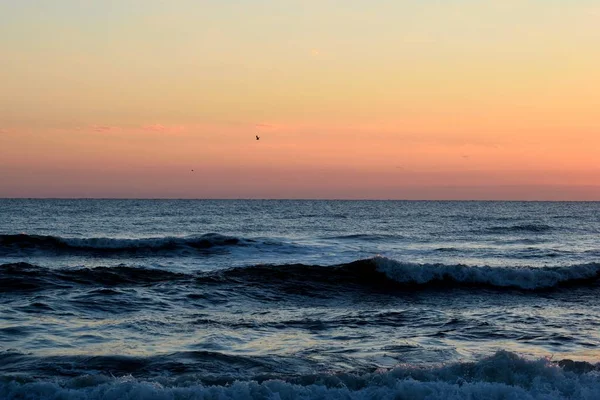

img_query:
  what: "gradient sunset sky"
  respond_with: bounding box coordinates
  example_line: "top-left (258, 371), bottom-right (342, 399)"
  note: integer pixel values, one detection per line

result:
top-left (1, 1), bottom-right (599, 200)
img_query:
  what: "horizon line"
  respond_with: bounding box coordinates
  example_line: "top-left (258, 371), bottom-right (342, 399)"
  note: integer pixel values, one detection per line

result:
top-left (1, 197), bottom-right (599, 202)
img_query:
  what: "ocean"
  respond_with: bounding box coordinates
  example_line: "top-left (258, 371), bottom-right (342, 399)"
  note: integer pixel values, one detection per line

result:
top-left (1, 199), bottom-right (600, 399)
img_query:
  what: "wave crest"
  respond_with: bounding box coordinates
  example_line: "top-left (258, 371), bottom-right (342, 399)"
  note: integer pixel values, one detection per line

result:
top-left (208, 258), bottom-right (600, 291)
top-left (374, 257), bottom-right (600, 290)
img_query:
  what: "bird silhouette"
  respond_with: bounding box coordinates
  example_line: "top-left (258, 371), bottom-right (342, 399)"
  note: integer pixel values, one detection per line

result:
top-left (256, 135), bottom-right (260, 141)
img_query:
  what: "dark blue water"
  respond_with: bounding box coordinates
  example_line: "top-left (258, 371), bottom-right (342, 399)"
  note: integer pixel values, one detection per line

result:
top-left (1, 200), bottom-right (600, 399)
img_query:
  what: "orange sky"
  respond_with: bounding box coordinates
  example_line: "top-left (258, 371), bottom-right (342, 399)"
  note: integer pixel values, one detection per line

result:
top-left (1, 1), bottom-right (599, 199)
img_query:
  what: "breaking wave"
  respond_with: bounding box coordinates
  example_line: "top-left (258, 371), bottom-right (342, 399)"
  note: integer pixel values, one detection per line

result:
top-left (374, 257), bottom-right (600, 290)
top-left (2, 257), bottom-right (600, 293)
top-left (1, 351), bottom-right (599, 400)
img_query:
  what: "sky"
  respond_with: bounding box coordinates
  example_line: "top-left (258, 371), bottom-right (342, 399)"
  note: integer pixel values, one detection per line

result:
top-left (1, 0), bottom-right (599, 200)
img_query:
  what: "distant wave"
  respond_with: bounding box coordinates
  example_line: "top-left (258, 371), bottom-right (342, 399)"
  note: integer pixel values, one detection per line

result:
top-left (323, 233), bottom-right (405, 241)
top-left (0, 233), bottom-right (254, 255)
top-left (1, 351), bottom-right (599, 399)
top-left (3, 257), bottom-right (600, 293)
top-left (434, 247), bottom-right (459, 252)
top-left (482, 224), bottom-right (554, 234)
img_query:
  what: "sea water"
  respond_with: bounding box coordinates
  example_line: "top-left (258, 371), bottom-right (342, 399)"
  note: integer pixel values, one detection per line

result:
top-left (1, 199), bottom-right (600, 399)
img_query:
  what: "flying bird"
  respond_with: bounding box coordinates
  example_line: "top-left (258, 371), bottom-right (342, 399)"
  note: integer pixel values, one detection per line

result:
top-left (256, 135), bottom-right (260, 141)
